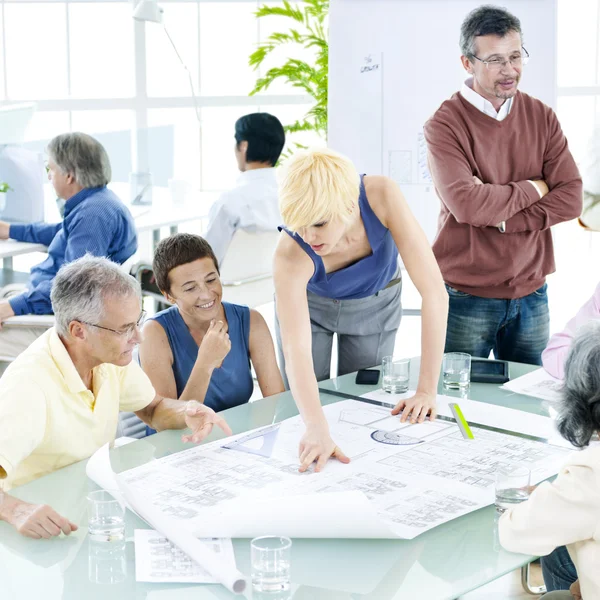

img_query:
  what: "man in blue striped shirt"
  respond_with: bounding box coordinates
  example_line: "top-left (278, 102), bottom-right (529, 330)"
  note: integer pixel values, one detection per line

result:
top-left (0, 132), bottom-right (137, 359)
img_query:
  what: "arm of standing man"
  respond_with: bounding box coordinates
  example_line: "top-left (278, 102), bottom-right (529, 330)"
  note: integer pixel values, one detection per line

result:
top-left (424, 119), bottom-right (542, 227)
top-left (503, 111), bottom-right (582, 233)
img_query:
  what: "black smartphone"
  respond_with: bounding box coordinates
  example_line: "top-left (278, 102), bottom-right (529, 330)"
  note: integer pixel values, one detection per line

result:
top-left (470, 358), bottom-right (510, 384)
top-left (355, 369), bottom-right (381, 385)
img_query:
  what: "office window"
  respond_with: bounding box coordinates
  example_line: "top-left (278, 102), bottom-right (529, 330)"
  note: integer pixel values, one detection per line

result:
top-left (0, 0), bottom-right (317, 192)
top-left (552, 0), bottom-right (600, 329)
top-left (71, 110), bottom-right (133, 134)
top-left (557, 96), bottom-right (596, 166)
top-left (24, 111), bottom-right (71, 144)
top-left (201, 105), bottom-right (254, 190)
top-left (146, 2), bottom-right (199, 98)
top-left (69, 3), bottom-right (135, 98)
top-left (257, 1), bottom-right (318, 96)
top-left (4, 3), bottom-right (69, 100)
top-left (0, 9), bottom-right (5, 101)
top-left (557, 0), bottom-right (598, 87)
top-left (199, 3), bottom-right (257, 96)
top-left (148, 108), bottom-right (201, 189)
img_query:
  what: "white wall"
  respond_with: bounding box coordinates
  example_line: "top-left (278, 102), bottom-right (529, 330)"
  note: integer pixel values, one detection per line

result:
top-left (328, 0), bottom-right (557, 242)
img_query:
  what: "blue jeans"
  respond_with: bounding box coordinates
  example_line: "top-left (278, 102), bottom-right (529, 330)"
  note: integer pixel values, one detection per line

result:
top-left (444, 284), bottom-right (550, 365)
top-left (541, 546), bottom-right (577, 592)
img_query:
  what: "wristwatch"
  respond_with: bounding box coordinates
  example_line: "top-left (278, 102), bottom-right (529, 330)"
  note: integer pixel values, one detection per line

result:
top-left (498, 221), bottom-right (506, 233)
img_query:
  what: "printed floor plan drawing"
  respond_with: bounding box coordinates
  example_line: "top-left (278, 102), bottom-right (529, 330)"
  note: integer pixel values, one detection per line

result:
top-left (120, 400), bottom-right (570, 540)
top-left (134, 529), bottom-right (236, 583)
top-left (221, 422), bottom-right (281, 458)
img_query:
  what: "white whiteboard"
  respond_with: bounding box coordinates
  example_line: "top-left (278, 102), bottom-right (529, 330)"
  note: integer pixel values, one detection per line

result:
top-left (328, 0), bottom-right (557, 242)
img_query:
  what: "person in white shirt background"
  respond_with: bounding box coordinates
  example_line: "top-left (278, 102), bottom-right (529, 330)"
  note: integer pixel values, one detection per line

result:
top-left (499, 320), bottom-right (600, 600)
top-left (203, 112), bottom-right (285, 264)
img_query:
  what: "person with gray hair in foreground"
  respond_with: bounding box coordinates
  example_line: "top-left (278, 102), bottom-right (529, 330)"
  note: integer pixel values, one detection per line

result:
top-left (0, 256), bottom-right (231, 539)
top-left (499, 319), bottom-right (600, 599)
top-left (0, 132), bottom-right (137, 359)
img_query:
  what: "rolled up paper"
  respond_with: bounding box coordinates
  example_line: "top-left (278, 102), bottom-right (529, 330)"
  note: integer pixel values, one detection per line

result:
top-left (86, 444), bottom-right (247, 595)
top-left (118, 476), bottom-right (247, 594)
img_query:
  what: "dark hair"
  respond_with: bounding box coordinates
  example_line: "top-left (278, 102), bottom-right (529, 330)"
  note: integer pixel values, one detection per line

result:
top-left (557, 320), bottom-right (600, 448)
top-left (460, 5), bottom-right (523, 58)
top-left (234, 112), bottom-right (285, 166)
top-left (153, 233), bottom-right (219, 294)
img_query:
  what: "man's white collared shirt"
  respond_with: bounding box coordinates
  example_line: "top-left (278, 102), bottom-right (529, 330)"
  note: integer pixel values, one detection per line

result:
top-left (460, 77), bottom-right (513, 121)
top-left (203, 167), bottom-right (281, 264)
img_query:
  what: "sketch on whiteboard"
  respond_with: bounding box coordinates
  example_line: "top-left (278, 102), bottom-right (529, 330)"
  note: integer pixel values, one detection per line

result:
top-left (388, 150), bottom-right (412, 184)
top-left (360, 53), bottom-right (381, 73)
top-left (417, 132), bottom-right (433, 184)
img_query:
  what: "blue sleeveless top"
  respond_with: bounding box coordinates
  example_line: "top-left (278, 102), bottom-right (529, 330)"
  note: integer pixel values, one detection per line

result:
top-left (150, 302), bottom-right (253, 412)
top-left (281, 176), bottom-right (399, 300)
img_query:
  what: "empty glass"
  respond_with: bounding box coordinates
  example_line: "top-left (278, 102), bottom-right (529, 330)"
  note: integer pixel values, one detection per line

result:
top-left (442, 352), bottom-right (471, 390)
top-left (251, 536), bottom-right (292, 592)
top-left (87, 490), bottom-right (125, 542)
top-left (495, 466), bottom-right (531, 514)
top-left (382, 356), bottom-right (410, 393)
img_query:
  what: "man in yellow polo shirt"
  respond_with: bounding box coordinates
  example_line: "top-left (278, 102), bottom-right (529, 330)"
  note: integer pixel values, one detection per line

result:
top-left (0, 255), bottom-right (232, 539)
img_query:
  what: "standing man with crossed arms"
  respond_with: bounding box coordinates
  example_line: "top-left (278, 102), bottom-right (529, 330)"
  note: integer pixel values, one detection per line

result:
top-left (424, 5), bottom-right (582, 365)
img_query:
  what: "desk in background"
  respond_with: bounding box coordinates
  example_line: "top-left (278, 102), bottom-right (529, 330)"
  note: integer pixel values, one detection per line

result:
top-left (1, 183), bottom-right (218, 282)
top-left (0, 240), bottom-right (47, 271)
top-left (0, 360), bottom-right (549, 600)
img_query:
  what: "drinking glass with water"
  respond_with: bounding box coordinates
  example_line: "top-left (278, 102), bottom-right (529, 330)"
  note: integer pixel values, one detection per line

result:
top-left (495, 466), bottom-right (531, 513)
top-left (87, 490), bottom-right (125, 542)
top-left (88, 538), bottom-right (127, 584)
top-left (382, 356), bottom-right (410, 393)
top-left (251, 536), bottom-right (292, 592)
top-left (442, 352), bottom-right (471, 390)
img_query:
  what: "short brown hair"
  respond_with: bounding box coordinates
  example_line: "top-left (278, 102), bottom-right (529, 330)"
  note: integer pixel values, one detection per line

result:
top-left (153, 233), bottom-right (219, 294)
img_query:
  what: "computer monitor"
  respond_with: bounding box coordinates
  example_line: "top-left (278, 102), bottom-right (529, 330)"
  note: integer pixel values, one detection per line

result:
top-left (0, 103), bottom-right (36, 145)
top-left (0, 146), bottom-right (45, 223)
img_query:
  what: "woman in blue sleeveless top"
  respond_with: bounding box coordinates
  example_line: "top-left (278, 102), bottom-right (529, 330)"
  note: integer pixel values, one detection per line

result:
top-left (139, 234), bottom-right (284, 414)
top-left (274, 148), bottom-right (448, 472)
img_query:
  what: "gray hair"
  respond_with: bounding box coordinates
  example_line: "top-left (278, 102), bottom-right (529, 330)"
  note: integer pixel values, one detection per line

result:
top-left (557, 319), bottom-right (600, 448)
top-left (51, 255), bottom-right (141, 337)
top-left (460, 5), bottom-right (523, 58)
top-left (47, 132), bottom-right (112, 188)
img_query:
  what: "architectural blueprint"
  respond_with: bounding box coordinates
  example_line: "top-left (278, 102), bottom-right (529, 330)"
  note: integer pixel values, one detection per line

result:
top-left (134, 529), bottom-right (235, 583)
top-left (501, 368), bottom-right (563, 403)
top-left (119, 400), bottom-right (570, 540)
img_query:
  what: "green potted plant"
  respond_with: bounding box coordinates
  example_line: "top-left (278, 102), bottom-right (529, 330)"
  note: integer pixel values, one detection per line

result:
top-left (0, 182), bottom-right (12, 212)
top-left (249, 0), bottom-right (329, 158)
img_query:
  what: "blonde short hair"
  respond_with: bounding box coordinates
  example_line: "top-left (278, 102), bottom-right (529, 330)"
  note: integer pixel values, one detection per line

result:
top-left (279, 147), bottom-right (360, 231)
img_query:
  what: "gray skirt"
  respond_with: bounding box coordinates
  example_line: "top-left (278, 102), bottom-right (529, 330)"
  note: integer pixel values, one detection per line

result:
top-left (275, 278), bottom-right (402, 385)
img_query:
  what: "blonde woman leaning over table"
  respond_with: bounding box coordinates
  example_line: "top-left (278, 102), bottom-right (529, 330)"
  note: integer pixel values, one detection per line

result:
top-left (274, 148), bottom-right (448, 473)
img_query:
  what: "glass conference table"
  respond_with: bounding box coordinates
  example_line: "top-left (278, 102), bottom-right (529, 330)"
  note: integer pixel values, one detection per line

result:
top-left (0, 359), bottom-right (551, 600)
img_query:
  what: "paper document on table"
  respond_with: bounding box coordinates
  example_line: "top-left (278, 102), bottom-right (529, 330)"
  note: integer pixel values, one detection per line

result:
top-left (359, 389), bottom-right (558, 441)
top-left (500, 368), bottom-right (563, 402)
top-left (3, 315), bottom-right (55, 328)
top-left (134, 529), bottom-right (235, 583)
top-left (88, 442), bottom-right (248, 594)
top-left (86, 438), bottom-right (138, 510)
top-left (118, 400), bottom-right (570, 540)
